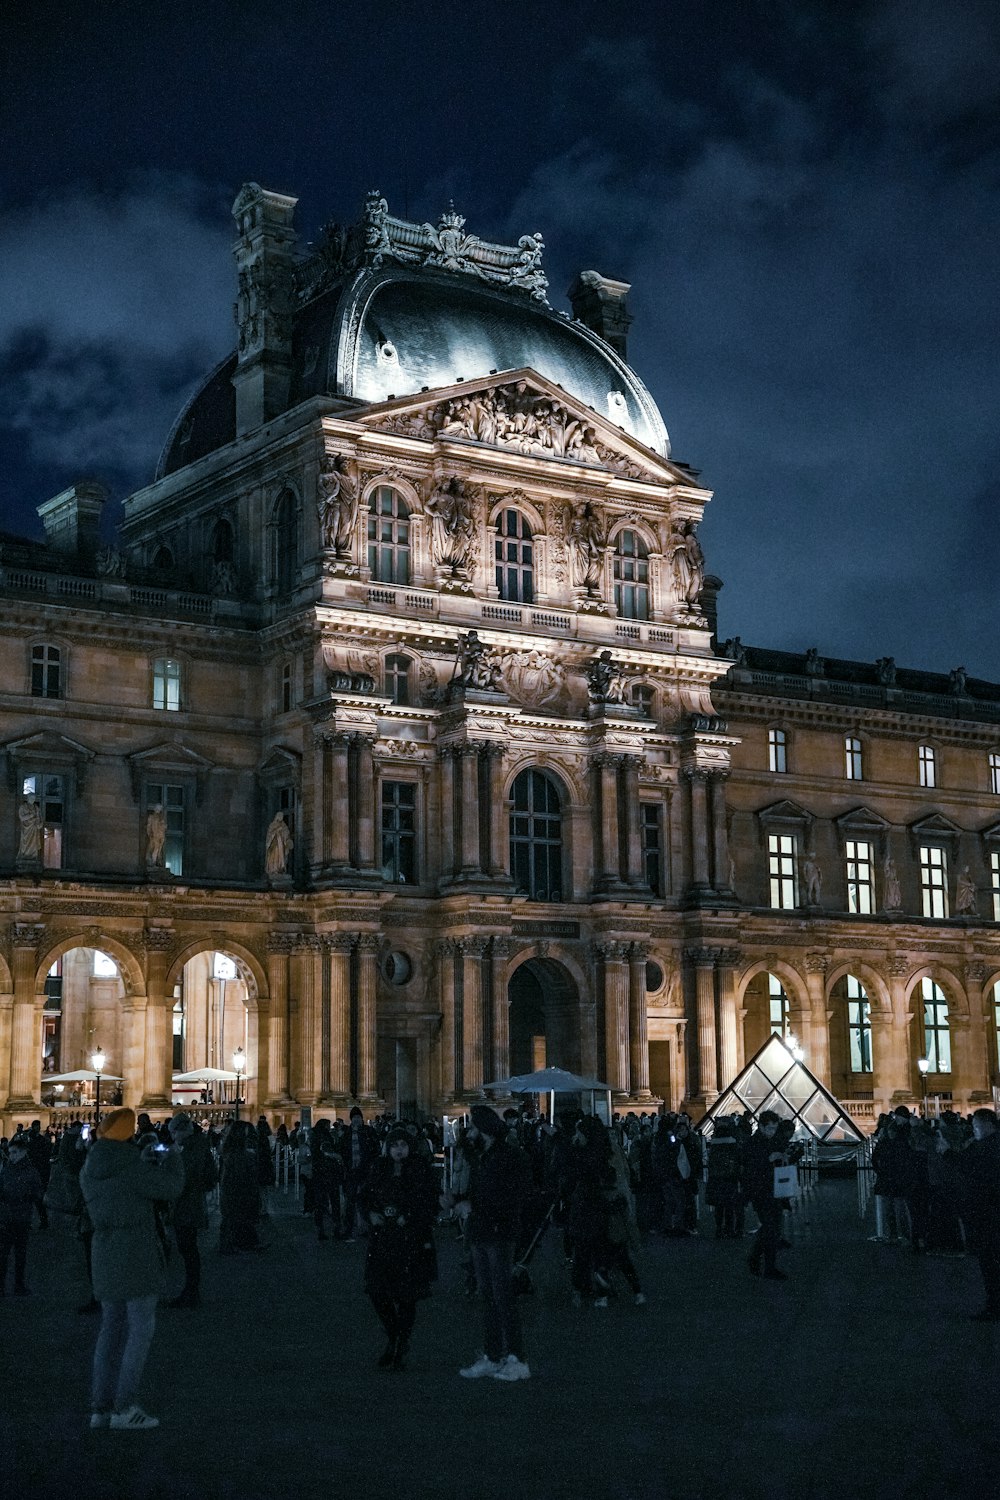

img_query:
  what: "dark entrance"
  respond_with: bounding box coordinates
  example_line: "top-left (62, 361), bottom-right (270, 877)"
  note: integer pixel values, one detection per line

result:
top-left (507, 958), bottom-right (580, 1077)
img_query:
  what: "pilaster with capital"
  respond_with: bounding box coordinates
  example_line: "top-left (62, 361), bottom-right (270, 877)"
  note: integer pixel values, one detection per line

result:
top-left (290, 936), bottom-right (321, 1103)
top-left (803, 953), bottom-right (830, 1082)
top-left (326, 933), bottom-right (354, 1100)
top-left (326, 734), bottom-right (352, 870)
top-left (265, 934), bottom-right (296, 1105)
top-left (622, 756), bottom-right (643, 888)
top-left (437, 938), bottom-right (459, 1099)
top-left (709, 771), bottom-right (733, 896)
top-left (685, 945), bottom-right (718, 1100)
top-left (438, 748), bottom-right (457, 885)
top-left (489, 938), bottom-right (512, 1083)
top-left (716, 947), bottom-right (740, 1087)
top-left (461, 936), bottom-right (489, 1094)
top-left (351, 734), bottom-right (377, 873)
top-left (596, 941), bottom-right (630, 1095)
top-left (877, 956), bottom-right (914, 1105)
top-left (591, 754), bottom-right (623, 892)
top-left (485, 742), bottom-right (507, 878)
top-left (458, 746), bottom-right (482, 876)
top-left (7, 925), bottom-right (45, 1107)
top-left (683, 769), bottom-right (712, 894)
top-left (356, 932), bottom-right (380, 1100)
top-left (140, 929), bottom-right (172, 1107)
top-left (962, 962), bottom-right (991, 1093)
top-left (627, 942), bottom-right (651, 1097)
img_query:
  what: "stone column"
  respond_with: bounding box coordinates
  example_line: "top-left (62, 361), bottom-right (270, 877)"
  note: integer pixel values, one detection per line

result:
top-left (0, 995), bottom-right (12, 1110)
top-left (717, 948), bottom-right (740, 1088)
top-left (688, 946), bottom-right (718, 1100)
top-left (622, 756), bottom-right (643, 888)
top-left (265, 935), bottom-right (295, 1105)
top-left (627, 942), bottom-right (651, 1097)
top-left (327, 934), bottom-right (353, 1101)
top-left (438, 749), bottom-right (456, 884)
top-left (312, 731), bottom-right (331, 871)
top-left (291, 938), bottom-right (320, 1103)
top-left (490, 938), bottom-right (512, 1083)
top-left (804, 953), bottom-right (830, 1084)
top-left (963, 964), bottom-right (992, 1098)
top-left (599, 942), bottom-right (630, 1096)
top-left (685, 770), bottom-right (712, 894)
top-left (141, 929), bottom-right (173, 1107)
top-left (438, 938), bottom-right (458, 1100)
top-left (592, 755), bottom-right (622, 891)
top-left (120, 998), bottom-right (148, 1110)
top-left (709, 772), bottom-right (733, 895)
top-left (461, 935), bottom-right (488, 1094)
top-left (357, 932), bottom-right (379, 1100)
top-left (354, 735), bottom-right (377, 872)
top-left (7, 925), bottom-right (44, 1108)
top-left (671, 1020), bottom-right (689, 1111)
top-left (876, 957), bottom-right (913, 1109)
top-left (485, 743), bottom-right (507, 878)
top-left (458, 746), bottom-right (481, 877)
top-left (328, 736), bottom-right (351, 869)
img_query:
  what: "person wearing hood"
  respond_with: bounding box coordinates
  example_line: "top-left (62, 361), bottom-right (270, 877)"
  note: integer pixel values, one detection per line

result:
top-left (0, 1134), bottom-right (44, 1294)
top-left (80, 1108), bottom-right (183, 1431)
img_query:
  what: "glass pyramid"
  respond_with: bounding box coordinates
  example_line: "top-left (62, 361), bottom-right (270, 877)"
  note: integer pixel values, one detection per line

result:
top-left (699, 1034), bottom-right (865, 1144)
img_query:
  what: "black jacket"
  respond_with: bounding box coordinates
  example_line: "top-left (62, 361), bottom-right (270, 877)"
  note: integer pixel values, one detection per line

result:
top-left (467, 1137), bottom-right (531, 1243)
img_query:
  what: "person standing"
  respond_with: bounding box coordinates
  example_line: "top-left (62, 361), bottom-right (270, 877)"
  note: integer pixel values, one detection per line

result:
top-left (940, 1108), bottom-right (1000, 1320)
top-left (165, 1113), bottom-right (217, 1308)
top-left (310, 1119), bottom-right (344, 1241)
top-left (218, 1120), bottom-right (262, 1254)
top-left (0, 1135), bottom-right (44, 1294)
top-left (457, 1105), bottom-right (532, 1382)
top-left (361, 1128), bottom-right (437, 1369)
top-left (339, 1107), bottom-right (379, 1242)
top-left (744, 1111), bottom-right (789, 1280)
top-left (80, 1107), bottom-right (183, 1430)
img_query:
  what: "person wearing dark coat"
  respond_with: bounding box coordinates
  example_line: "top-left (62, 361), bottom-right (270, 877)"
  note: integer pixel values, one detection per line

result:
top-left (706, 1117), bottom-right (742, 1239)
top-left (361, 1128), bottom-right (437, 1369)
top-left (164, 1113), bottom-right (218, 1308)
top-left (339, 1107), bottom-right (380, 1240)
top-left (218, 1120), bottom-right (262, 1253)
top-left (311, 1119), bottom-right (345, 1240)
top-left (0, 1136), bottom-right (44, 1294)
top-left (25, 1120), bottom-right (52, 1228)
top-left (744, 1111), bottom-right (788, 1280)
top-left (457, 1105), bottom-right (532, 1382)
top-left (80, 1107), bottom-right (184, 1431)
top-left (939, 1108), bottom-right (1000, 1320)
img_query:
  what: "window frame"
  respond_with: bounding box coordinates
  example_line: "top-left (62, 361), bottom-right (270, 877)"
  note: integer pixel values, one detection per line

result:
top-left (494, 509), bottom-right (534, 604)
top-left (768, 972), bottom-right (791, 1037)
top-left (992, 851), bottom-right (1000, 923)
top-left (919, 843), bottom-right (949, 919)
top-left (19, 770), bottom-right (65, 869)
top-left (273, 489), bottom-right (299, 595)
top-left (30, 642), bottom-right (63, 699)
top-left (640, 801), bottom-right (665, 897)
top-left (768, 832), bottom-right (799, 910)
top-left (768, 727), bottom-right (788, 774)
top-left (845, 838), bottom-right (875, 915)
top-left (846, 974), bottom-right (873, 1074)
top-left (918, 743), bottom-right (937, 789)
top-left (509, 768), bottom-right (564, 902)
top-left (151, 656), bottom-right (183, 712)
top-left (367, 485), bottom-right (411, 585)
top-left (380, 779), bottom-right (418, 885)
top-left (384, 653), bottom-right (413, 707)
top-left (921, 976), bottom-right (952, 1073)
top-left (612, 528), bottom-right (650, 621)
top-left (845, 735), bottom-right (864, 781)
top-left (990, 752), bottom-right (1000, 796)
top-left (144, 781), bottom-right (186, 876)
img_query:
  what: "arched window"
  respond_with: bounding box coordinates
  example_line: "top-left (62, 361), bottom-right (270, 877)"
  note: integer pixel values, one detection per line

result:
top-left (367, 487), bottom-right (410, 584)
top-left (384, 653), bottom-right (412, 706)
top-left (495, 510), bottom-right (533, 603)
top-left (845, 974), bottom-right (872, 1073)
top-left (768, 973), bottom-right (791, 1037)
top-left (613, 529), bottom-right (649, 619)
top-left (274, 491), bottom-right (298, 594)
top-left (152, 545), bottom-right (174, 573)
top-left (212, 517), bottom-right (234, 564)
top-left (509, 768), bottom-right (563, 902)
top-left (921, 977), bottom-right (951, 1073)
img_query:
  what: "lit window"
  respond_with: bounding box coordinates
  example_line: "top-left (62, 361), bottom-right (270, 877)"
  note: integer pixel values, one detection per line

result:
top-left (152, 658), bottom-right (181, 711)
top-left (846, 839), bottom-right (875, 915)
top-left (613, 530), bottom-right (649, 620)
top-left (495, 511), bottom-right (534, 603)
top-left (918, 744), bottom-right (936, 788)
top-left (92, 951), bottom-right (118, 979)
top-left (510, 768), bottom-right (563, 901)
top-left (922, 977), bottom-right (951, 1072)
top-left (990, 753), bottom-right (1000, 796)
top-left (384, 654), bottom-right (412, 707)
top-left (31, 644), bottom-right (62, 699)
top-left (768, 832), bottom-right (798, 909)
top-left (640, 803), bottom-right (664, 896)
top-left (768, 728), bottom-right (787, 774)
top-left (213, 953), bottom-right (237, 981)
top-left (381, 781), bottom-right (416, 883)
top-left (845, 736), bottom-right (863, 781)
top-left (146, 783), bottom-right (185, 875)
top-left (768, 972), bottom-right (791, 1036)
top-left (21, 773), bottom-right (63, 868)
top-left (992, 852), bottom-right (1000, 923)
top-left (847, 975), bottom-right (872, 1073)
top-left (367, 487), bottom-right (410, 584)
top-left (919, 845), bottom-right (949, 919)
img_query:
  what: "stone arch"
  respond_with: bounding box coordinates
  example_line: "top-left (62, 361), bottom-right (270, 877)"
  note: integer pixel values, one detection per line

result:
top-left (607, 516), bottom-right (658, 555)
top-left (738, 958), bottom-right (808, 1061)
top-left (36, 932), bottom-right (145, 1000)
top-left (503, 752), bottom-right (583, 808)
top-left (738, 958), bottom-right (808, 1017)
top-left (361, 470), bottom-right (422, 515)
top-left (165, 937), bottom-right (267, 1006)
top-left (903, 962), bottom-right (968, 1017)
top-left (826, 960), bottom-right (891, 1016)
top-left (488, 491), bottom-right (545, 536)
top-left (505, 947), bottom-right (585, 1077)
top-left (0, 949), bottom-right (14, 994)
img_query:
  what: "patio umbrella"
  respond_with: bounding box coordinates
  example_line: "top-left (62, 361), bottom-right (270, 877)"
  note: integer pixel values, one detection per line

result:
top-left (483, 1066), bottom-right (613, 1123)
top-left (43, 1069), bottom-right (124, 1083)
top-left (171, 1067), bottom-right (240, 1082)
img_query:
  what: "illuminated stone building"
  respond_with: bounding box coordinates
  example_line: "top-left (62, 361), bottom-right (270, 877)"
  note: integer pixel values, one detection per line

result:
top-left (1, 183), bottom-right (999, 1132)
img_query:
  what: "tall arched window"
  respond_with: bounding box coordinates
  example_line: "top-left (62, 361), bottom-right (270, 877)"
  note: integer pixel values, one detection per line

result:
top-left (495, 510), bottom-right (534, 602)
top-left (613, 529), bottom-right (649, 619)
top-left (510, 768), bottom-right (563, 902)
top-left (274, 490), bottom-right (298, 595)
top-left (367, 487), bottom-right (410, 584)
top-left (921, 977), bottom-right (951, 1073)
top-left (768, 973), bottom-right (791, 1037)
top-left (384, 653), bottom-right (412, 706)
top-left (845, 974), bottom-right (872, 1073)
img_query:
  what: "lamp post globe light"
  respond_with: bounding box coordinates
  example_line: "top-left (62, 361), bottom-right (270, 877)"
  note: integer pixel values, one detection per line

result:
top-left (233, 1046), bottom-right (246, 1120)
top-left (91, 1046), bottom-right (106, 1123)
top-left (917, 1056), bottom-right (930, 1117)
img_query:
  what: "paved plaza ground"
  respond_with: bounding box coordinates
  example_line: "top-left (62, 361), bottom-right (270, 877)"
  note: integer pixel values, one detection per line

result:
top-left (3, 1173), bottom-right (998, 1500)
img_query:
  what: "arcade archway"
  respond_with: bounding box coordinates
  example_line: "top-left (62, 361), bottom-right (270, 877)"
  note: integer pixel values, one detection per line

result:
top-left (507, 956), bottom-right (581, 1076)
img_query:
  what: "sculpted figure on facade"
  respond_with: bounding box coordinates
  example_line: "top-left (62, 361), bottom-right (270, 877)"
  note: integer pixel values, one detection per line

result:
top-left (721, 636), bottom-right (748, 665)
top-left (876, 656), bottom-right (897, 686)
top-left (668, 519), bottom-right (705, 608)
top-left (17, 797), bottom-right (42, 861)
top-left (882, 853), bottom-right (902, 909)
top-left (212, 560), bottom-right (238, 596)
top-left (950, 666), bottom-right (968, 696)
top-left (502, 649), bottom-right (565, 710)
top-left (425, 476), bottom-right (478, 575)
top-left (453, 630), bottom-right (505, 693)
top-left (568, 500), bottom-right (607, 598)
top-left (802, 855), bottom-right (822, 905)
top-left (265, 812), bottom-right (294, 878)
top-left (586, 649), bottom-right (627, 706)
top-left (317, 454), bottom-right (359, 558)
top-left (145, 804), bottom-right (167, 869)
top-left (955, 865), bottom-right (977, 915)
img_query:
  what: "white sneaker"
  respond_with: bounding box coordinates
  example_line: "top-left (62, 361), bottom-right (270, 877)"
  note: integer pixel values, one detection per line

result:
top-left (634, 1292), bottom-right (647, 1306)
top-left (459, 1354), bottom-right (501, 1379)
top-left (110, 1405), bottom-right (159, 1430)
top-left (492, 1355), bottom-right (531, 1382)
top-left (593, 1296), bottom-right (609, 1309)
top-left (89, 1412), bottom-right (110, 1430)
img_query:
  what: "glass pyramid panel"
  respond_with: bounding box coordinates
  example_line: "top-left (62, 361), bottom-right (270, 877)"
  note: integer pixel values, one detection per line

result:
top-left (782, 1068), bottom-right (818, 1106)
top-left (733, 1067), bottom-right (774, 1110)
top-left (756, 1036), bottom-right (796, 1085)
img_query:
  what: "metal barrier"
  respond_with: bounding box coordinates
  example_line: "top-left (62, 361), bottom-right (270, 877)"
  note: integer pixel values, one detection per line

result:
top-left (856, 1137), bottom-right (874, 1218)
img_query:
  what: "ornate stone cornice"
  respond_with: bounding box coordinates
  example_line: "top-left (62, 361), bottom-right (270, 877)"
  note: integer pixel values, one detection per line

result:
top-left (143, 927), bottom-right (174, 953)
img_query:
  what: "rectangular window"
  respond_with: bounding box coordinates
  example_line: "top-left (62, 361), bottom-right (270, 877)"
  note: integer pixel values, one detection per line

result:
top-left (146, 783), bottom-right (185, 875)
top-left (640, 803), bottom-right (664, 897)
top-left (381, 781), bottom-right (416, 884)
top-left (31, 644), bottom-right (62, 698)
top-left (992, 852), bottom-right (1000, 923)
top-left (919, 845), bottom-right (949, 919)
top-left (280, 662), bottom-right (293, 713)
top-left (847, 976), bottom-right (873, 1073)
top-left (152, 658), bottom-right (182, 711)
top-left (768, 832), bottom-right (798, 909)
top-left (21, 772), bottom-right (64, 868)
top-left (845, 736), bottom-right (863, 781)
top-left (991, 753), bottom-right (1000, 796)
top-left (918, 744), bottom-right (936, 788)
top-left (922, 978), bottom-right (951, 1073)
top-left (768, 973), bottom-right (790, 1036)
top-left (845, 839), bottom-right (875, 915)
top-left (768, 728), bottom-right (787, 774)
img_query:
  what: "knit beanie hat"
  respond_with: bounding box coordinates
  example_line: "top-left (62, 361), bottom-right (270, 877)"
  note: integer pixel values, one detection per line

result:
top-left (97, 1107), bottom-right (136, 1141)
top-left (470, 1105), bottom-right (503, 1139)
top-left (349, 1106), bottom-right (364, 1121)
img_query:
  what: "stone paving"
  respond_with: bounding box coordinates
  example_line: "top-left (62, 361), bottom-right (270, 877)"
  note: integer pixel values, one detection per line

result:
top-left (3, 1176), bottom-right (999, 1500)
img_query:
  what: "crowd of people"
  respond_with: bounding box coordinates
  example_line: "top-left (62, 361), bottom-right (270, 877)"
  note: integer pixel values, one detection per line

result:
top-left (2, 1097), bottom-right (1000, 1429)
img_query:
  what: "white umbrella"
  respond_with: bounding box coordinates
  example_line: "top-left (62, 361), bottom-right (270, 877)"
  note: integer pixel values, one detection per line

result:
top-left (43, 1068), bottom-right (123, 1083)
top-left (483, 1066), bottom-right (613, 1123)
top-left (172, 1067), bottom-right (240, 1082)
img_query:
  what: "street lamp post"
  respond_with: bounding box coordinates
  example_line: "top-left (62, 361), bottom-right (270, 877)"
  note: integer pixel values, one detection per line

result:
top-left (917, 1056), bottom-right (930, 1118)
top-left (232, 1046), bottom-right (246, 1120)
top-left (91, 1046), bottom-right (106, 1124)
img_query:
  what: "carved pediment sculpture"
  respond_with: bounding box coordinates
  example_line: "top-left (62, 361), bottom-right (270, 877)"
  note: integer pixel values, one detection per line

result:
top-left (452, 630), bottom-right (506, 695)
top-left (502, 649), bottom-right (565, 710)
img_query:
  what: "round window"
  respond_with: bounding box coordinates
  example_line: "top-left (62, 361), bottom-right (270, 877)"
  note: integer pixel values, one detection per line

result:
top-left (645, 961), bottom-right (664, 993)
top-left (382, 951), bottom-right (412, 985)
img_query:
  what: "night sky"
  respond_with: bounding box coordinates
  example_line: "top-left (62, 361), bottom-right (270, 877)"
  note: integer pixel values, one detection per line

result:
top-left (3, 0), bottom-right (999, 676)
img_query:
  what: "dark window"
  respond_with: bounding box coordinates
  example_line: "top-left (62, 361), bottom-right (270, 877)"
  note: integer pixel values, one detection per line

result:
top-left (510, 768), bottom-right (563, 901)
top-left (631, 682), bottom-right (654, 716)
top-left (212, 518), bottom-right (234, 563)
top-left (640, 803), bottom-right (664, 896)
top-left (385, 654), bottom-right (412, 706)
top-left (613, 529), bottom-right (649, 620)
top-left (280, 661), bottom-right (293, 713)
top-left (495, 510), bottom-right (534, 603)
top-left (274, 491), bottom-right (298, 594)
top-left (381, 781), bottom-right (416, 883)
top-left (31, 644), bottom-right (62, 699)
top-left (367, 487), bottom-right (410, 584)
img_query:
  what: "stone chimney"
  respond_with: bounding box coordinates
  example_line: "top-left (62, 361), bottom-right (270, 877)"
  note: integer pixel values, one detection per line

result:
top-left (36, 482), bottom-right (107, 564)
top-left (567, 271), bottom-right (633, 361)
top-left (231, 182), bottom-right (299, 437)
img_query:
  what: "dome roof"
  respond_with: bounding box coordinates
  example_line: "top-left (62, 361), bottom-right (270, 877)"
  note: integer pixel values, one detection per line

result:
top-left (158, 208), bottom-right (669, 479)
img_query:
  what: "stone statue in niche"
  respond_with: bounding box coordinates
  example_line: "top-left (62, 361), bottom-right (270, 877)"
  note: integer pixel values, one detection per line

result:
top-left (265, 812), bottom-right (294, 878)
top-left (453, 630), bottom-right (505, 693)
top-left (585, 649), bottom-right (627, 706)
top-left (317, 455), bottom-right (360, 558)
top-left (425, 476), bottom-right (477, 575)
top-left (145, 805), bottom-right (167, 869)
top-left (17, 797), bottom-right (42, 861)
top-left (668, 519), bottom-right (705, 607)
top-left (882, 853), bottom-right (902, 910)
top-left (802, 855), bottom-right (822, 905)
top-left (955, 866), bottom-right (977, 915)
top-left (212, 560), bottom-right (237, 596)
top-left (568, 501), bottom-right (607, 598)
top-left (803, 647), bottom-right (825, 677)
